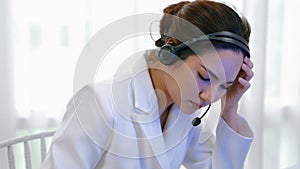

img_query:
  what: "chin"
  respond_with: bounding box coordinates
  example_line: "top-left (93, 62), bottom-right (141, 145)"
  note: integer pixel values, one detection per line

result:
top-left (179, 102), bottom-right (200, 114)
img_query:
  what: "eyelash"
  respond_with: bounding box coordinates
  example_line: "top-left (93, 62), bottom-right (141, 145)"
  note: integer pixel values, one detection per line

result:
top-left (198, 72), bottom-right (231, 90)
top-left (198, 72), bottom-right (210, 81)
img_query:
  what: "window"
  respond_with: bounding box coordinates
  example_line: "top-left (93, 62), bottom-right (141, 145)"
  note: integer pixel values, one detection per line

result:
top-left (12, 0), bottom-right (180, 128)
top-left (12, 0), bottom-right (88, 127)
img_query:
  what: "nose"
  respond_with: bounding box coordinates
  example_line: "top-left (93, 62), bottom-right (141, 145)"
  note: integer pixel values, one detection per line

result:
top-left (198, 79), bottom-right (212, 104)
top-left (199, 88), bottom-right (212, 104)
top-left (199, 83), bottom-right (227, 104)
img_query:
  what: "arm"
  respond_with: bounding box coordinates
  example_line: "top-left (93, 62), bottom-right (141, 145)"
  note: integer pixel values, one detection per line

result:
top-left (221, 57), bottom-right (254, 135)
top-left (182, 114), bottom-right (253, 169)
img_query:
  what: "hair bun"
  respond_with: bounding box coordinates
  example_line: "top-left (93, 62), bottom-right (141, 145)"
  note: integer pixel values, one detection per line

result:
top-left (155, 38), bottom-right (165, 47)
top-left (163, 1), bottom-right (191, 15)
top-left (156, 1), bottom-right (190, 47)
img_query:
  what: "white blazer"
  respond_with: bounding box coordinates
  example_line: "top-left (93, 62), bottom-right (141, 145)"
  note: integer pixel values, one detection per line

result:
top-left (41, 51), bottom-right (254, 169)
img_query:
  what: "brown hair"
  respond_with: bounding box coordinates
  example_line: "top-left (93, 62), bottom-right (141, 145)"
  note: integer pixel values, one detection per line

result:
top-left (156, 0), bottom-right (251, 56)
top-left (155, 1), bottom-right (191, 47)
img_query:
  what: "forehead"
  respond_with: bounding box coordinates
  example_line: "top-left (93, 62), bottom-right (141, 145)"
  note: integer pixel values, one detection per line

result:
top-left (217, 50), bottom-right (243, 80)
top-left (187, 49), bottom-right (244, 81)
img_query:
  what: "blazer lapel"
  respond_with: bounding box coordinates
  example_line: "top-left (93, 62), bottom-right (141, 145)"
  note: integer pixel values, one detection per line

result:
top-left (129, 57), bottom-right (171, 169)
top-left (162, 105), bottom-right (198, 158)
top-left (131, 115), bottom-right (171, 169)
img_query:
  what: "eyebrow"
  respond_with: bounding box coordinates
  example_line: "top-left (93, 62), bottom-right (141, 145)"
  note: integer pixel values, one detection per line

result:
top-left (200, 65), bottom-right (235, 84)
top-left (200, 65), bottom-right (218, 80)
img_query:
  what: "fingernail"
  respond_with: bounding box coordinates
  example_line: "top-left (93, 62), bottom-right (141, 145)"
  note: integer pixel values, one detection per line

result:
top-left (242, 63), bottom-right (247, 69)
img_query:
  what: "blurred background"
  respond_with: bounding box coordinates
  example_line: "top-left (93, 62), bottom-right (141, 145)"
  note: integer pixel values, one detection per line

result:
top-left (0, 0), bottom-right (300, 168)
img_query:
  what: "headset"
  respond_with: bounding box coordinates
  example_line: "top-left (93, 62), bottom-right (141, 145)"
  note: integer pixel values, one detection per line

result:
top-left (157, 31), bottom-right (250, 126)
top-left (157, 31), bottom-right (250, 66)
top-left (192, 104), bottom-right (211, 126)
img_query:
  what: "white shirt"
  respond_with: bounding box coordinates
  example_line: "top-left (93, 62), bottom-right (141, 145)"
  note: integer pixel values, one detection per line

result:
top-left (41, 51), bottom-right (254, 169)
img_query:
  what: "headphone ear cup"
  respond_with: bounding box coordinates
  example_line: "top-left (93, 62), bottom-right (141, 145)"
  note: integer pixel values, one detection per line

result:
top-left (158, 44), bottom-right (179, 65)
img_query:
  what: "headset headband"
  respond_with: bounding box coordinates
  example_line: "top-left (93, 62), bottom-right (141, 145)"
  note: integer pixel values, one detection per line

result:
top-left (158, 31), bottom-right (250, 65)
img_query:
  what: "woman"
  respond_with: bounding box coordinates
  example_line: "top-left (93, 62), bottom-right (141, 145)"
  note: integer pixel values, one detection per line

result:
top-left (41, 0), bottom-right (254, 169)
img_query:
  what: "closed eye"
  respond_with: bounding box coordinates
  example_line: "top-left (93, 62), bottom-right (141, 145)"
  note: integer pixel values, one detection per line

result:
top-left (198, 72), bottom-right (210, 81)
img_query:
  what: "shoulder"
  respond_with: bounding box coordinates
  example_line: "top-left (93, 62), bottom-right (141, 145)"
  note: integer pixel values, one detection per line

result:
top-left (67, 82), bottom-right (113, 110)
top-left (63, 82), bottom-right (115, 128)
top-left (63, 82), bottom-right (116, 144)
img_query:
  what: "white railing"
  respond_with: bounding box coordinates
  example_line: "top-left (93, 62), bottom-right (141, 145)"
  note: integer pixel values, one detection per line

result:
top-left (0, 131), bottom-right (55, 169)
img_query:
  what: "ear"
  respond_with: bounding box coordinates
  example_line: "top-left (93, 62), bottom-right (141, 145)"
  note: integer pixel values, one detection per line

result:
top-left (166, 38), bottom-right (178, 45)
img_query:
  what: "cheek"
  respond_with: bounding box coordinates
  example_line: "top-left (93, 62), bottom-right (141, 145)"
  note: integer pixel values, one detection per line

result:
top-left (208, 78), bottom-right (228, 102)
top-left (210, 86), bottom-right (227, 102)
top-left (165, 69), bottom-right (201, 114)
top-left (172, 69), bottom-right (199, 100)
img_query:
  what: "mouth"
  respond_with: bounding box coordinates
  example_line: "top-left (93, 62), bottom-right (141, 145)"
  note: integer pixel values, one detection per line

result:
top-left (189, 100), bottom-right (209, 109)
top-left (189, 100), bottom-right (203, 109)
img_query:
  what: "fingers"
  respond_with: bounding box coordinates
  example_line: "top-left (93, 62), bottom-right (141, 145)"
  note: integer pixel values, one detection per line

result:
top-left (244, 57), bottom-right (254, 69)
top-left (241, 57), bottom-right (254, 81)
top-left (237, 57), bottom-right (254, 91)
top-left (223, 58), bottom-right (254, 106)
top-left (238, 77), bottom-right (251, 91)
top-left (241, 64), bottom-right (254, 81)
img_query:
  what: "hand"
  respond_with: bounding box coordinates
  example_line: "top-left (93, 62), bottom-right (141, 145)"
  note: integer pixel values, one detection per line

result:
top-left (222, 57), bottom-right (254, 110)
top-left (221, 57), bottom-right (254, 131)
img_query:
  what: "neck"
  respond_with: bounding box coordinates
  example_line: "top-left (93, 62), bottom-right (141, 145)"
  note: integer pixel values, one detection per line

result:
top-left (148, 67), bottom-right (173, 113)
top-left (147, 58), bottom-right (175, 130)
top-left (149, 67), bottom-right (174, 131)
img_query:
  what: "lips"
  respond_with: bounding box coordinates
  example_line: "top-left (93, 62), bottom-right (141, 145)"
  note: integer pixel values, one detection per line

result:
top-left (189, 100), bottom-right (208, 109)
top-left (190, 101), bottom-right (202, 109)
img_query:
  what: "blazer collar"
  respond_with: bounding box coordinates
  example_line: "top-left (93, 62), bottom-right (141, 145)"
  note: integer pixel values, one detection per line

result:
top-left (130, 55), bottom-right (159, 118)
top-left (128, 53), bottom-right (171, 169)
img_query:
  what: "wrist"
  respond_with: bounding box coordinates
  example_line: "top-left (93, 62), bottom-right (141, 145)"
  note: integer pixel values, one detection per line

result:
top-left (221, 104), bottom-right (239, 132)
